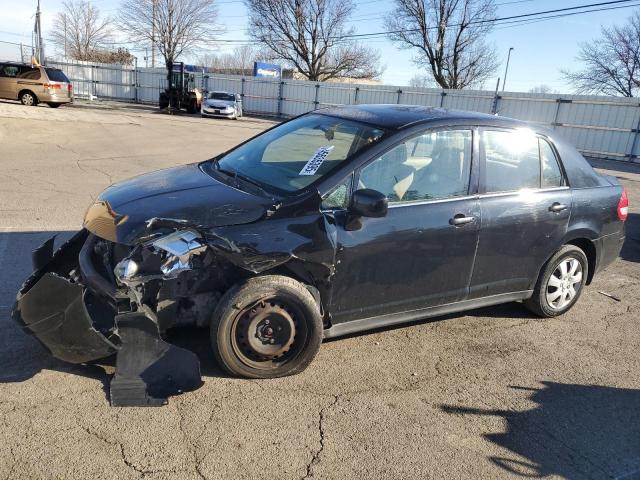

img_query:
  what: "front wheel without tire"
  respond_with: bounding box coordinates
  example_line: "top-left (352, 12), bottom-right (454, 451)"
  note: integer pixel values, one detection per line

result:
top-left (525, 245), bottom-right (588, 317)
top-left (211, 276), bottom-right (324, 378)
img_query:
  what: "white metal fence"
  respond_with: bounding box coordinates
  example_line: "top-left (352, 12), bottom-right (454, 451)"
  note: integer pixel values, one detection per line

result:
top-left (44, 58), bottom-right (640, 163)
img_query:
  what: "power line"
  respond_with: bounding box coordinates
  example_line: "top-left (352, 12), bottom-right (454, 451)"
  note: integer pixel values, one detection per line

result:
top-left (205, 0), bottom-right (640, 44)
top-left (339, 0), bottom-right (640, 39)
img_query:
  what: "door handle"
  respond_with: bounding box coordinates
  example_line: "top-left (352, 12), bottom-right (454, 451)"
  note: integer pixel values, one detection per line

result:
top-left (549, 203), bottom-right (568, 213)
top-left (450, 214), bottom-right (475, 226)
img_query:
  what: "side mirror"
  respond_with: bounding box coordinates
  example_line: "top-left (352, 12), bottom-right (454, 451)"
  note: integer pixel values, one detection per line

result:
top-left (350, 188), bottom-right (388, 218)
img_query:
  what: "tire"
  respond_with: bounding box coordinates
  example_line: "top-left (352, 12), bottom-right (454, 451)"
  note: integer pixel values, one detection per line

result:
top-left (524, 245), bottom-right (589, 317)
top-left (20, 91), bottom-right (37, 106)
top-left (211, 275), bottom-right (323, 378)
top-left (48, 103), bottom-right (62, 108)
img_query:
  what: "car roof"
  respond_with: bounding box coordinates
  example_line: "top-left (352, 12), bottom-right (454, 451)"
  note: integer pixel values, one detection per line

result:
top-left (316, 104), bottom-right (532, 131)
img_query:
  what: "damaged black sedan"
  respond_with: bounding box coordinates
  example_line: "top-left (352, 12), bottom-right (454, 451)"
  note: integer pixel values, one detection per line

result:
top-left (13, 105), bottom-right (627, 406)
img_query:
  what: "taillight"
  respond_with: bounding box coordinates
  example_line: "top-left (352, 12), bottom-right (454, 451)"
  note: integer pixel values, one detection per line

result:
top-left (44, 83), bottom-right (62, 89)
top-left (617, 188), bottom-right (629, 221)
top-left (68, 83), bottom-right (72, 92)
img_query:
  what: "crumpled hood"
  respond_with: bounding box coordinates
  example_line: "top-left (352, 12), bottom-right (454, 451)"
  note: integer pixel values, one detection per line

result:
top-left (85, 163), bottom-right (274, 245)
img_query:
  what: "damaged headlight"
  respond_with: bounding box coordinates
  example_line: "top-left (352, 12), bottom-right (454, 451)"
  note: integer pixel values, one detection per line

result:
top-left (114, 230), bottom-right (207, 284)
top-left (114, 258), bottom-right (139, 280)
top-left (153, 230), bottom-right (207, 278)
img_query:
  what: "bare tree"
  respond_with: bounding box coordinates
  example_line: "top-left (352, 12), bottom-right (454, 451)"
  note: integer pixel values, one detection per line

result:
top-left (563, 12), bottom-right (640, 97)
top-left (386, 0), bottom-right (499, 89)
top-left (200, 45), bottom-right (262, 74)
top-left (49, 0), bottom-right (113, 60)
top-left (408, 73), bottom-right (436, 88)
top-left (118, 0), bottom-right (219, 78)
top-left (528, 84), bottom-right (555, 95)
top-left (88, 48), bottom-right (136, 65)
top-left (244, 0), bottom-right (383, 81)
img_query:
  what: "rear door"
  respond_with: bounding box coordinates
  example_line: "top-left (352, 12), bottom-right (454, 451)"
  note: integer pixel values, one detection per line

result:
top-left (16, 67), bottom-right (44, 98)
top-left (469, 128), bottom-right (571, 298)
top-left (43, 67), bottom-right (71, 100)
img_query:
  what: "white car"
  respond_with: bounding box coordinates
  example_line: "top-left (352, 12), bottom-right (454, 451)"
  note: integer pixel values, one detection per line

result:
top-left (201, 91), bottom-right (243, 119)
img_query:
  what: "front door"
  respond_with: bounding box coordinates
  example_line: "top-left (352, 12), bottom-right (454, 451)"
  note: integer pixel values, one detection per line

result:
top-left (328, 128), bottom-right (480, 324)
top-left (469, 129), bottom-right (571, 298)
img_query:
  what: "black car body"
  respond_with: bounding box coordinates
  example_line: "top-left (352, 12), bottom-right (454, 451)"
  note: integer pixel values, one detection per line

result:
top-left (13, 105), bottom-right (627, 406)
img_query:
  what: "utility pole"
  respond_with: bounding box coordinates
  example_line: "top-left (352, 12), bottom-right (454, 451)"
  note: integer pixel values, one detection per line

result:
top-left (151, 0), bottom-right (156, 68)
top-left (502, 47), bottom-right (514, 92)
top-left (35, 0), bottom-right (45, 64)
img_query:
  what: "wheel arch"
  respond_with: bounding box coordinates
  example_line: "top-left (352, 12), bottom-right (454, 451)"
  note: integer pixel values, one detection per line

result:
top-left (255, 261), bottom-right (330, 326)
top-left (530, 230), bottom-right (599, 290)
top-left (564, 237), bottom-right (597, 285)
top-left (18, 89), bottom-right (38, 103)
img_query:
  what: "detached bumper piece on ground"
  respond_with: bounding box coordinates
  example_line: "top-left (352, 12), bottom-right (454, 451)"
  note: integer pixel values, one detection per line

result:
top-left (12, 231), bottom-right (203, 407)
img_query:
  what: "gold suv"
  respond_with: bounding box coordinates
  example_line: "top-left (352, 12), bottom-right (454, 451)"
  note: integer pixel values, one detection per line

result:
top-left (0, 62), bottom-right (73, 108)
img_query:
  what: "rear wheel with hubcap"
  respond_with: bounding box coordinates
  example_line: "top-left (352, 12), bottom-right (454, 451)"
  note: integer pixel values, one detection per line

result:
top-left (211, 275), bottom-right (323, 378)
top-left (525, 245), bottom-right (588, 317)
top-left (20, 91), bottom-right (37, 106)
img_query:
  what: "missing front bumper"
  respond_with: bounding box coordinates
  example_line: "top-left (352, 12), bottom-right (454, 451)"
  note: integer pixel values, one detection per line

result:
top-left (13, 230), bottom-right (118, 363)
top-left (12, 230), bottom-right (202, 407)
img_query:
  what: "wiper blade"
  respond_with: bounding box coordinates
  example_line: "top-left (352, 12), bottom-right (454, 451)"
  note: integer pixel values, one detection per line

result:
top-left (235, 172), bottom-right (262, 188)
top-left (214, 161), bottom-right (269, 196)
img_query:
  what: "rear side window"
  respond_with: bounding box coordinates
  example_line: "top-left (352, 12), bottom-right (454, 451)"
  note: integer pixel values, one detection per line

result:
top-left (45, 68), bottom-right (69, 83)
top-left (540, 139), bottom-right (564, 188)
top-left (483, 130), bottom-right (540, 193)
top-left (18, 68), bottom-right (41, 80)
top-left (0, 65), bottom-right (20, 78)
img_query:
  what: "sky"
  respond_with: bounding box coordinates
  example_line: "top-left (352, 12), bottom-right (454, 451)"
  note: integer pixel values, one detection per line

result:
top-left (0, 0), bottom-right (637, 93)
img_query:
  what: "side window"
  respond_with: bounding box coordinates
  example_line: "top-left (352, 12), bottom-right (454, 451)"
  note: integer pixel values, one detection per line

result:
top-left (484, 130), bottom-right (540, 193)
top-left (0, 65), bottom-right (20, 78)
top-left (322, 176), bottom-right (351, 210)
top-left (359, 129), bottom-right (472, 203)
top-left (540, 139), bottom-right (563, 188)
top-left (18, 68), bottom-right (41, 80)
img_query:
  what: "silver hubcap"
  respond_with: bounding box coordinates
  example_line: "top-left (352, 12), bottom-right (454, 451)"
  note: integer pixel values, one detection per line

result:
top-left (22, 94), bottom-right (33, 105)
top-left (546, 258), bottom-right (583, 310)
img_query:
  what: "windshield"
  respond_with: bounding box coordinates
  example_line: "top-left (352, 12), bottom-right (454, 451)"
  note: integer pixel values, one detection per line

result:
top-left (209, 92), bottom-right (235, 101)
top-left (45, 68), bottom-right (70, 83)
top-left (216, 114), bottom-right (385, 193)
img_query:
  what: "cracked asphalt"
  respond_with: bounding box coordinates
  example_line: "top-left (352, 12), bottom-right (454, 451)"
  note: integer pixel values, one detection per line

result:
top-left (1, 100), bottom-right (639, 480)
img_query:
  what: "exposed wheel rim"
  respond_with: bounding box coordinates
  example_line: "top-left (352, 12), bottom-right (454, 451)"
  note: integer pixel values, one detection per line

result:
top-left (230, 297), bottom-right (308, 370)
top-left (546, 257), bottom-right (583, 310)
top-left (22, 93), bottom-right (34, 106)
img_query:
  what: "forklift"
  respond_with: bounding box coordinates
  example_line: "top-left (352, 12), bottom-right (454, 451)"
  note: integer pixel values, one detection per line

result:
top-left (159, 62), bottom-right (203, 114)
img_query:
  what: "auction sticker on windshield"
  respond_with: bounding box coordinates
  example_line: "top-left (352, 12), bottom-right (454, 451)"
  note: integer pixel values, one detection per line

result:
top-left (299, 146), bottom-right (335, 176)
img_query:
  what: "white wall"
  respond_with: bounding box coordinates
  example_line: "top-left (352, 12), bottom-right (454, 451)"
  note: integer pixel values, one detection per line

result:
top-left (47, 59), bottom-right (640, 162)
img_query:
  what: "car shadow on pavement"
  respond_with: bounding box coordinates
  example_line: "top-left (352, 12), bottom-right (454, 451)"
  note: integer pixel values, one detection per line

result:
top-left (440, 382), bottom-right (640, 479)
top-left (621, 213), bottom-right (640, 263)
